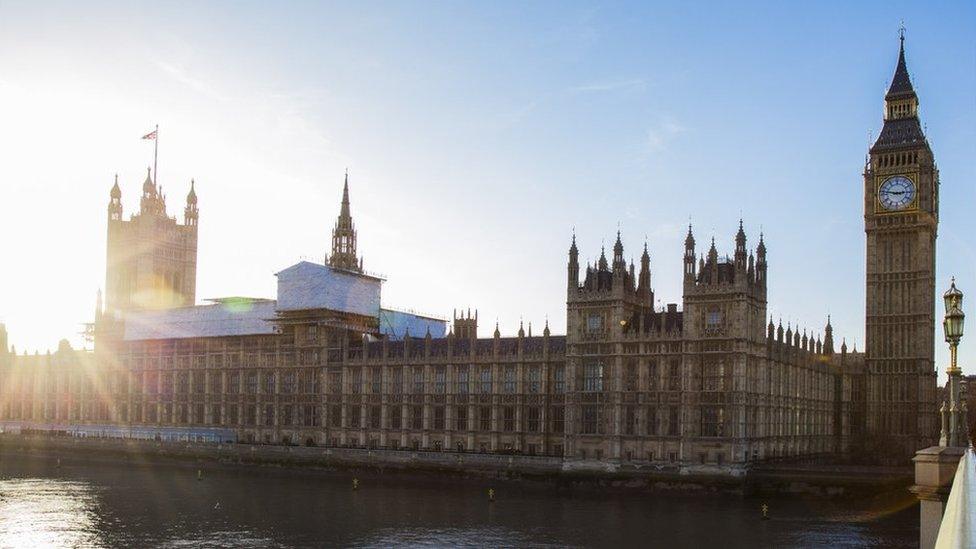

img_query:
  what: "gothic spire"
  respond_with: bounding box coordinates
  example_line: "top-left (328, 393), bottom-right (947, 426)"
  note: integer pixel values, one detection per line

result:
top-left (886, 27), bottom-right (915, 99)
top-left (329, 171), bottom-right (361, 272)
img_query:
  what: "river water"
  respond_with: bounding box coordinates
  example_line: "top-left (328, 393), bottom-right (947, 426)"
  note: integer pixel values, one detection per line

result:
top-left (0, 454), bottom-right (917, 548)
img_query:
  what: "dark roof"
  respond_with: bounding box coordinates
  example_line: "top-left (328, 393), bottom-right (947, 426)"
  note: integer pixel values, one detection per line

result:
top-left (886, 41), bottom-right (915, 99)
top-left (871, 117), bottom-right (927, 151)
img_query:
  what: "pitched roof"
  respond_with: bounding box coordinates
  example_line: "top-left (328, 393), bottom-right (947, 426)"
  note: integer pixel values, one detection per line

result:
top-left (123, 300), bottom-right (277, 340)
top-left (886, 40), bottom-right (915, 99)
top-left (871, 116), bottom-right (927, 151)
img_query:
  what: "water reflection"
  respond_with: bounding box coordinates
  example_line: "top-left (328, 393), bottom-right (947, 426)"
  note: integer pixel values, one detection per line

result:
top-left (0, 455), bottom-right (917, 548)
top-left (0, 478), bottom-right (104, 548)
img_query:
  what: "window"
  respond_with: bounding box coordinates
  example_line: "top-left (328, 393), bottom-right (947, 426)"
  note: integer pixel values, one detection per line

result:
top-left (703, 360), bottom-right (725, 391)
top-left (456, 367), bottom-right (469, 395)
top-left (706, 309), bottom-right (722, 330)
top-left (245, 371), bottom-right (257, 395)
top-left (283, 372), bottom-right (296, 394)
top-left (624, 361), bottom-right (637, 392)
top-left (551, 406), bottom-right (564, 434)
top-left (304, 405), bottom-right (318, 427)
top-left (553, 366), bottom-right (565, 393)
top-left (245, 404), bottom-right (256, 426)
top-left (667, 360), bottom-right (681, 391)
top-left (349, 405), bottom-right (362, 429)
top-left (645, 407), bottom-right (657, 436)
top-left (352, 369), bottom-right (363, 394)
top-left (646, 360), bottom-right (657, 391)
top-left (411, 405), bottom-right (423, 430)
top-left (282, 404), bottom-right (293, 426)
top-left (264, 404), bottom-right (274, 426)
top-left (527, 406), bottom-right (540, 432)
top-left (701, 406), bottom-right (724, 437)
top-left (209, 373), bottom-right (222, 394)
top-left (263, 372), bottom-right (275, 394)
top-left (503, 406), bottom-right (515, 432)
top-left (479, 367), bottom-right (492, 394)
top-left (434, 367), bottom-right (446, 394)
top-left (330, 405), bottom-right (342, 427)
top-left (586, 314), bottom-right (603, 332)
top-left (528, 366), bottom-right (541, 394)
top-left (668, 407), bottom-right (680, 436)
top-left (412, 367), bottom-right (424, 394)
top-left (583, 362), bottom-right (604, 392)
top-left (433, 406), bottom-right (445, 430)
top-left (370, 405), bottom-right (381, 429)
top-left (581, 405), bottom-right (600, 434)
top-left (479, 406), bottom-right (491, 431)
top-left (390, 406), bottom-right (402, 430)
top-left (371, 367), bottom-right (381, 394)
top-left (455, 406), bottom-right (468, 431)
top-left (624, 406), bottom-right (636, 435)
top-left (211, 405), bottom-right (221, 425)
top-left (328, 369), bottom-right (342, 395)
top-left (503, 366), bottom-right (516, 394)
top-left (227, 404), bottom-right (237, 425)
top-left (391, 369), bottom-right (403, 394)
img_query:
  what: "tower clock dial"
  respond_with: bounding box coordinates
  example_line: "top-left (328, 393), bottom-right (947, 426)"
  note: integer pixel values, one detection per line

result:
top-left (878, 175), bottom-right (916, 211)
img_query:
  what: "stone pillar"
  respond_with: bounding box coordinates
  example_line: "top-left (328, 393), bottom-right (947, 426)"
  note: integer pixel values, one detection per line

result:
top-left (911, 445), bottom-right (966, 549)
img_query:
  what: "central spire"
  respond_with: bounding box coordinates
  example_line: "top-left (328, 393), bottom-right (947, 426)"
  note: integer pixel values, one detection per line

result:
top-left (329, 170), bottom-right (362, 272)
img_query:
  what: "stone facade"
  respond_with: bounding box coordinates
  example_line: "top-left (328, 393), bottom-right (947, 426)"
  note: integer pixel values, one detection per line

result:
top-left (0, 39), bottom-right (941, 470)
top-left (863, 37), bottom-right (940, 462)
top-left (105, 170), bottom-right (198, 313)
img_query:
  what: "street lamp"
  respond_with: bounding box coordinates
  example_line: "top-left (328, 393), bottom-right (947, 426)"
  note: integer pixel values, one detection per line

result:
top-left (940, 278), bottom-right (967, 447)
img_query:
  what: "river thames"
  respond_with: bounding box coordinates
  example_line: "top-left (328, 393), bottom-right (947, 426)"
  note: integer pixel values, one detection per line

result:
top-left (0, 455), bottom-right (916, 548)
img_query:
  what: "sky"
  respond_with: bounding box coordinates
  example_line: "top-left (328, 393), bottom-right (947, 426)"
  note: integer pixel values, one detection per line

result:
top-left (1, 1), bottom-right (974, 372)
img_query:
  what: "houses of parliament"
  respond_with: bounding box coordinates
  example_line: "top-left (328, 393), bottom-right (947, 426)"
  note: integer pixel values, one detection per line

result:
top-left (0, 38), bottom-right (941, 469)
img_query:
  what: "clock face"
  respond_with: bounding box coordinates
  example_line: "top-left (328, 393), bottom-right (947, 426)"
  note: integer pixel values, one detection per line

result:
top-left (879, 176), bottom-right (916, 211)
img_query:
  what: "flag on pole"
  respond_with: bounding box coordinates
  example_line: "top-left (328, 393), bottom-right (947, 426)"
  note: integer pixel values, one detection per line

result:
top-left (141, 130), bottom-right (157, 140)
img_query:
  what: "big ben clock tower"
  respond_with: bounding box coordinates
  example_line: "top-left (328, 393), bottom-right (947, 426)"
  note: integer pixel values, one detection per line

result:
top-left (864, 33), bottom-right (939, 462)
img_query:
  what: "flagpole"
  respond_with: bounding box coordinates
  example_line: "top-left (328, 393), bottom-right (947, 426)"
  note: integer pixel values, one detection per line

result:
top-left (153, 124), bottom-right (159, 186)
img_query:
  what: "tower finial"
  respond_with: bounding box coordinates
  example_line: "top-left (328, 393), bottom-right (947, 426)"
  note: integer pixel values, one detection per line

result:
top-left (899, 20), bottom-right (906, 44)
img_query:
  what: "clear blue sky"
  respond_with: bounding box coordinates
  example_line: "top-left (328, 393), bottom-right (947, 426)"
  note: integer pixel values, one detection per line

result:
top-left (1, 1), bottom-right (974, 371)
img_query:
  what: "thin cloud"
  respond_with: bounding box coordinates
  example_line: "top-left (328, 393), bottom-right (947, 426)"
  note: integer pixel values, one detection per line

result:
top-left (570, 78), bottom-right (647, 94)
top-left (155, 60), bottom-right (228, 102)
top-left (645, 118), bottom-right (687, 152)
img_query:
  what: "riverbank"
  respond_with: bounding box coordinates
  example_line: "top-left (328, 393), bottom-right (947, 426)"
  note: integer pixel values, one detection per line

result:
top-left (0, 434), bottom-right (911, 497)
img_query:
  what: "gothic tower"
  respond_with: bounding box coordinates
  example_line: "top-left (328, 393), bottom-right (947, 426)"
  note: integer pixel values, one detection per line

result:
top-left (863, 34), bottom-right (939, 461)
top-left (328, 171), bottom-right (362, 273)
top-left (104, 169), bottom-right (198, 313)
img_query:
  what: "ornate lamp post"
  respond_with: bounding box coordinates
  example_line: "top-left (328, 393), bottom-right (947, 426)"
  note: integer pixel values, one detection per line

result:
top-left (940, 278), bottom-right (967, 447)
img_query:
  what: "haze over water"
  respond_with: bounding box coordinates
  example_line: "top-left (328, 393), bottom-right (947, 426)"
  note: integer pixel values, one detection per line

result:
top-left (0, 455), bottom-right (915, 548)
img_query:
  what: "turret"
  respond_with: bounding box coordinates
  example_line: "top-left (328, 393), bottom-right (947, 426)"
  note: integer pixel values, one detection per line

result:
top-left (734, 219), bottom-right (747, 271)
top-left (637, 241), bottom-right (651, 303)
top-left (453, 308), bottom-right (478, 340)
top-left (184, 179), bottom-right (198, 227)
top-left (108, 174), bottom-right (122, 221)
top-left (756, 232), bottom-right (767, 286)
top-left (706, 238), bottom-right (719, 284)
top-left (683, 225), bottom-right (696, 283)
top-left (568, 232), bottom-right (579, 289)
top-left (823, 315), bottom-right (835, 355)
top-left (612, 231), bottom-right (625, 273)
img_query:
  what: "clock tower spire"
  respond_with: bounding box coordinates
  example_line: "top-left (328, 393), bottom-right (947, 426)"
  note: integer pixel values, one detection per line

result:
top-left (862, 31), bottom-right (939, 463)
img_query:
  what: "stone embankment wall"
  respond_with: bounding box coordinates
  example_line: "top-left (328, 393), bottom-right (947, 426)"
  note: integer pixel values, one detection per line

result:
top-left (0, 435), bottom-right (909, 496)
